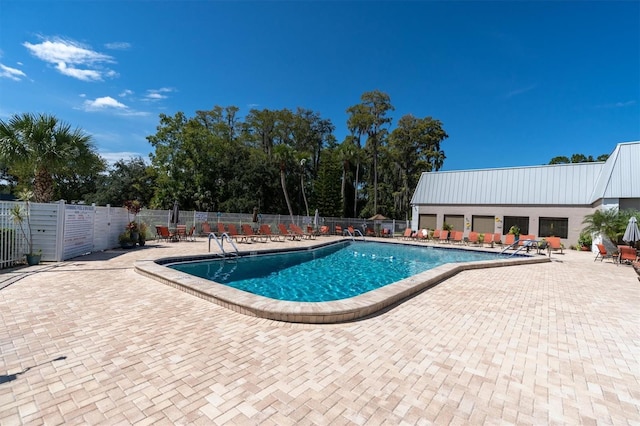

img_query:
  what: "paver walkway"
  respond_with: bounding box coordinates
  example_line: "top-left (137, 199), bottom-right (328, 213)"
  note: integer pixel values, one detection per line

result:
top-left (1, 238), bottom-right (639, 424)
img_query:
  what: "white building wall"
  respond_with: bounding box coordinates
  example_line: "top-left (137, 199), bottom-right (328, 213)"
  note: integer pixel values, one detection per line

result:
top-left (414, 204), bottom-right (594, 245)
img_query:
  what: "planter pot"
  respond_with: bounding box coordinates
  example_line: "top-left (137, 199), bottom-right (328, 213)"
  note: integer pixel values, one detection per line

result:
top-left (138, 236), bottom-right (146, 246)
top-left (120, 241), bottom-right (136, 249)
top-left (26, 253), bottom-right (41, 266)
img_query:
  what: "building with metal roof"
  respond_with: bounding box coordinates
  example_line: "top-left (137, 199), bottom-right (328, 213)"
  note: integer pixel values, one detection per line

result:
top-left (410, 141), bottom-right (640, 245)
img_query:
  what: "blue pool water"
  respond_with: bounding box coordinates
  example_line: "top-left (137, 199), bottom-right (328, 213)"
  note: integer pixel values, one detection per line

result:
top-left (169, 241), bottom-right (506, 302)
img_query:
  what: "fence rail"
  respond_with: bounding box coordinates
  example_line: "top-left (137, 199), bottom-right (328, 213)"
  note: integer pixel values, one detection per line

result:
top-left (0, 200), bottom-right (410, 267)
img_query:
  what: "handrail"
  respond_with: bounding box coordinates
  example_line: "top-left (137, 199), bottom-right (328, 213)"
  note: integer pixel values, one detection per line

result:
top-left (500, 239), bottom-right (536, 257)
top-left (208, 232), bottom-right (238, 256)
top-left (344, 228), bottom-right (365, 241)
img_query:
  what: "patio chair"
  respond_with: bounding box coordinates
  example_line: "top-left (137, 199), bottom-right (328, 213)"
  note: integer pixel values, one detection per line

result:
top-left (619, 246), bottom-right (638, 265)
top-left (432, 229), bottom-right (441, 240)
top-left (334, 225), bottom-right (343, 236)
top-left (320, 225), bottom-right (330, 236)
top-left (175, 224), bottom-right (187, 241)
top-left (439, 230), bottom-right (449, 243)
top-left (594, 244), bottom-right (615, 262)
top-left (289, 223), bottom-right (312, 239)
top-left (226, 224), bottom-right (245, 242)
top-left (278, 223), bottom-right (300, 241)
top-left (260, 224), bottom-right (285, 242)
top-left (200, 222), bottom-right (213, 237)
top-left (241, 224), bottom-right (268, 243)
top-left (545, 237), bottom-right (563, 254)
top-left (402, 228), bottom-right (413, 240)
top-left (467, 231), bottom-right (479, 246)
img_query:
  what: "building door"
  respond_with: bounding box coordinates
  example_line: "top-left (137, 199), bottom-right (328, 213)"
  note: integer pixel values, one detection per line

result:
top-left (418, 214), bottom-right (436, 230)
top-left (472, 215), bottom-right (495, 234)
top-left (444, 214), bottom-right (464, 232)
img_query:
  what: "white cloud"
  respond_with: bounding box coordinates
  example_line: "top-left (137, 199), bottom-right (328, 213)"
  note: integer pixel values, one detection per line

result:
top-left (23, 37), bottom-right (115, 81)
top-left (0, 63), bottom-right (27, 81)
top-left (99, 151), bottom-right (149, 165)
top-left (595, 100), bottom-right (637, 109)
top-left (104, 42), bottom-right (131, 50)
top-left (83, 96), bottom-right (128, 111)
top-left (505, 85), bottom-right (536, 99)
top-left (119, 89), bottom-right (133, 97)
top-left (144, 87), bottom-right (174, 101)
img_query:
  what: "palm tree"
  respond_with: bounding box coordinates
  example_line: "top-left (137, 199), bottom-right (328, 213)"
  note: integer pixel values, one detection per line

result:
top-left (0, 113), bottom-right (95, 202)
top-left (582, 208), bottom-right (625, 246)
top-left (273, 144), bottom-right (295, 223)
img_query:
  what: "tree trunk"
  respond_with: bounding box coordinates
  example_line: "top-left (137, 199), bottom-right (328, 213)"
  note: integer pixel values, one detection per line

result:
top-left (353, 162), bottom-right (360, 218)
top-left (281, 169), bottom-right (294, 223)
top-left (34, 167), bottom-right (54, 203)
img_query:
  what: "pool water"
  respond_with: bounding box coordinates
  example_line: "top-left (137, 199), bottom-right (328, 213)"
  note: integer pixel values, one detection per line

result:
top-left (169, 241), bottom-right (505, 302)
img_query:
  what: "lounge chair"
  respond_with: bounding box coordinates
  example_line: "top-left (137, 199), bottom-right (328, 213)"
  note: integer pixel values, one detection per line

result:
top-left (401, 228), bottom-right (413, 240)
top-left (619, 246), bottom-right (638, 265)
top-left (504, 234), bottom-right (516, 247)
top-left (290, 223), bottom-right (314, 239)
top-left (278, 223), bottom-right (300, 240)
top-left (545, 237), bottom-right (563, 254)
top-left (217, 223), bottom-right (227, 236)
top-left (450, 231), bottom-right (464, 244)
top-left (200, 222), bottom-right (213, 237)
top-left (241, 224), bottom-right (268, 242)
top-left (175, 224), bottom-right (187, 241)
top-left (439, 230), bottom-right (449, 243)
top-left (334, 225), bottom-right (343, 236)
top-left (260, 224), bottom-right (285, 242)
top-left (415, 229), bottom-right (429, 242)
top-left (156, 225), bottom-right (175, 242)
top-left (594, 244), bottom-right (615, 262)
top-left (226, 224), bottom-right (244, 242)
top-left (320, 225), bottom-right (330, 236)
top-left (467, 231), bottom-right (478, 246)
top-left (432, 229), bottom-right (441, 240)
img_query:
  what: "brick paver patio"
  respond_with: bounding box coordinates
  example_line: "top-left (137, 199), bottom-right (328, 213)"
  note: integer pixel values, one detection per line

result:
top-left (1, 238), bottom-right (639, 424)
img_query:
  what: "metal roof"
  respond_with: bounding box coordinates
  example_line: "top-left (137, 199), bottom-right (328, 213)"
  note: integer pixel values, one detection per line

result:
top-left (411, 141), bottom-right (639, 206)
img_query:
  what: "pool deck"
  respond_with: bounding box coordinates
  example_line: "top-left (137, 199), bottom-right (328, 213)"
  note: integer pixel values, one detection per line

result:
top-left (1, 236), bottom-right (639, 424)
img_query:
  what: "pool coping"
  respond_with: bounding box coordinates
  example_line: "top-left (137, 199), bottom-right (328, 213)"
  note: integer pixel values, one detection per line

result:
top-left (134, 239), bottom-right (551, 323)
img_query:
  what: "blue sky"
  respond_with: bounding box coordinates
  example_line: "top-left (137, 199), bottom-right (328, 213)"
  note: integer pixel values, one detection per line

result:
top-left (1, 1), bottom-right (638, 170)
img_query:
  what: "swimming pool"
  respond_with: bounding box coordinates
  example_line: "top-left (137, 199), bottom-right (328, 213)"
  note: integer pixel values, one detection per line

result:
top-left (135, 239), bottom-right (550, 323)
top-left (169, 241), bottom-right (506, 302)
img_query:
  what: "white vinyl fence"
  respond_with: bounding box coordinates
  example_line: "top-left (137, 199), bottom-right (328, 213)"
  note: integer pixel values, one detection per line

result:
top-left (0, 200), bottom-right (408, 268)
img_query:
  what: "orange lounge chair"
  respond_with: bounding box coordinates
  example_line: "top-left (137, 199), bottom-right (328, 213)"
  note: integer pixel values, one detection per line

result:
top-left (415, 229), bottom-right (429, 242)
top-left (241, 223), bottom-right (268, 242)
top-left (439, 230), bottom-right (449, 243)
top-left (217, 222), bottom-right (227, 236)
top-left (432, 230), bottom-right (441, 240)
top-left (260, 224), bottom-right (285, 242)
top-left (504, 234), bottom-right (515, 247)
top-left (278, 223), bottom-right (300, 240)
top-left (226, 224), bottom-right (245, 242)
top-left (335, 225), bottom-right (343, 236)
top-left (619, 246), bottom-right (638, 264)
top-left (402, 228), bottom-right (413, 240)
top-left (450, 231), bottom-right (464, 244)
top-left (320, 225), bottom-right (330, 236)
top-left (545, 237), bottom-right (563, 254)
top-left (594, 244), bottom-right (614, 262)
top-left (175, 224), bottom-right (187, 241)
top-left (467, 231), bottom-right (478, 245)
top-left (290, 223), bottom-right (314, 239)
top-left (201, 222), bottom-right (213, 236)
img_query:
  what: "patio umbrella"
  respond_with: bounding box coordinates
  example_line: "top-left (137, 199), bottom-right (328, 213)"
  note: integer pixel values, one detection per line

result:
top-left (623, 216), bottom-right (640, 244)
top-left (314, 209), bottom-right (319, 229)
top-left (368, 213), bottom-right (387, 221)
top-left (170, 200), bottom-right (180, 225)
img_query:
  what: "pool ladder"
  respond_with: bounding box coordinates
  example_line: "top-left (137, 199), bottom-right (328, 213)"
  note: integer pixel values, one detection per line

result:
top-left (208, 232), bottom-right (239, 256)
top-left (344, 228), bottom-right (365, 241)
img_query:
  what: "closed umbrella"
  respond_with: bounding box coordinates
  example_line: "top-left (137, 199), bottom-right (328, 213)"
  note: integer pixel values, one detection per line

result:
top-left (623, 216), bottom-right (640, 244)
top-left (170, 200), bottom-right (180, 226)
top-left (314, 209), bottom-right (319, 230)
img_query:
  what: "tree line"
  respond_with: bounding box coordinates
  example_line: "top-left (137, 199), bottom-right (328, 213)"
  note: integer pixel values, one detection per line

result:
top-left (0, 90), bottom-right (448, 221)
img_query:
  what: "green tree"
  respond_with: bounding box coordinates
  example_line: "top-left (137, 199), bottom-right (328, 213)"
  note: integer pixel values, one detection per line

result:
top-left (388, 114), bottom-right (448, 220)
top-left (314, 149), bottom-right (342, 218)
top-left (549, 153), bottom-right (609, 164)
top-left (346, 90), bottom-right (394, 215)
top-left (0, 113), bottom-right (103, 202)
top-left (582, 208), bottom-right (626, 245)
top-left (90, 157), bottom-right (157, 207)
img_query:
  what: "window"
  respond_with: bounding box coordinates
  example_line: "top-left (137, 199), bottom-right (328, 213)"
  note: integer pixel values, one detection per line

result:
top-left (472, 215), bottom-right (495, 234)
top-left (418, 214), bottom-right (436, 230)
top-left (503, 216), bottom-right (529, 235)
top-left (443, 214), bottom-right (464, 232)
top-left (539, 217), bottom-right (568, 238)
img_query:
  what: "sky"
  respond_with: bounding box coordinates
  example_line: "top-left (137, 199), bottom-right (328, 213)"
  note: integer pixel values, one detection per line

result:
top-left (0, 1), bottom-right (638, 171)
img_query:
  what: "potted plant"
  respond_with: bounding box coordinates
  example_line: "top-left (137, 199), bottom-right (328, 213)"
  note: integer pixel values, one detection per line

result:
top-left (123, 200), bottom-right (143, 247)
top-left (508, 225), bottom-right (520, 242)
top-left (577, 231), bottom-right (592, 251)
top-left (138, 222), bottom-right (148, 246)
top-left (9, 189), bottom-right (41, 265)
top-left (118, 231), bottom-right (136, 249)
